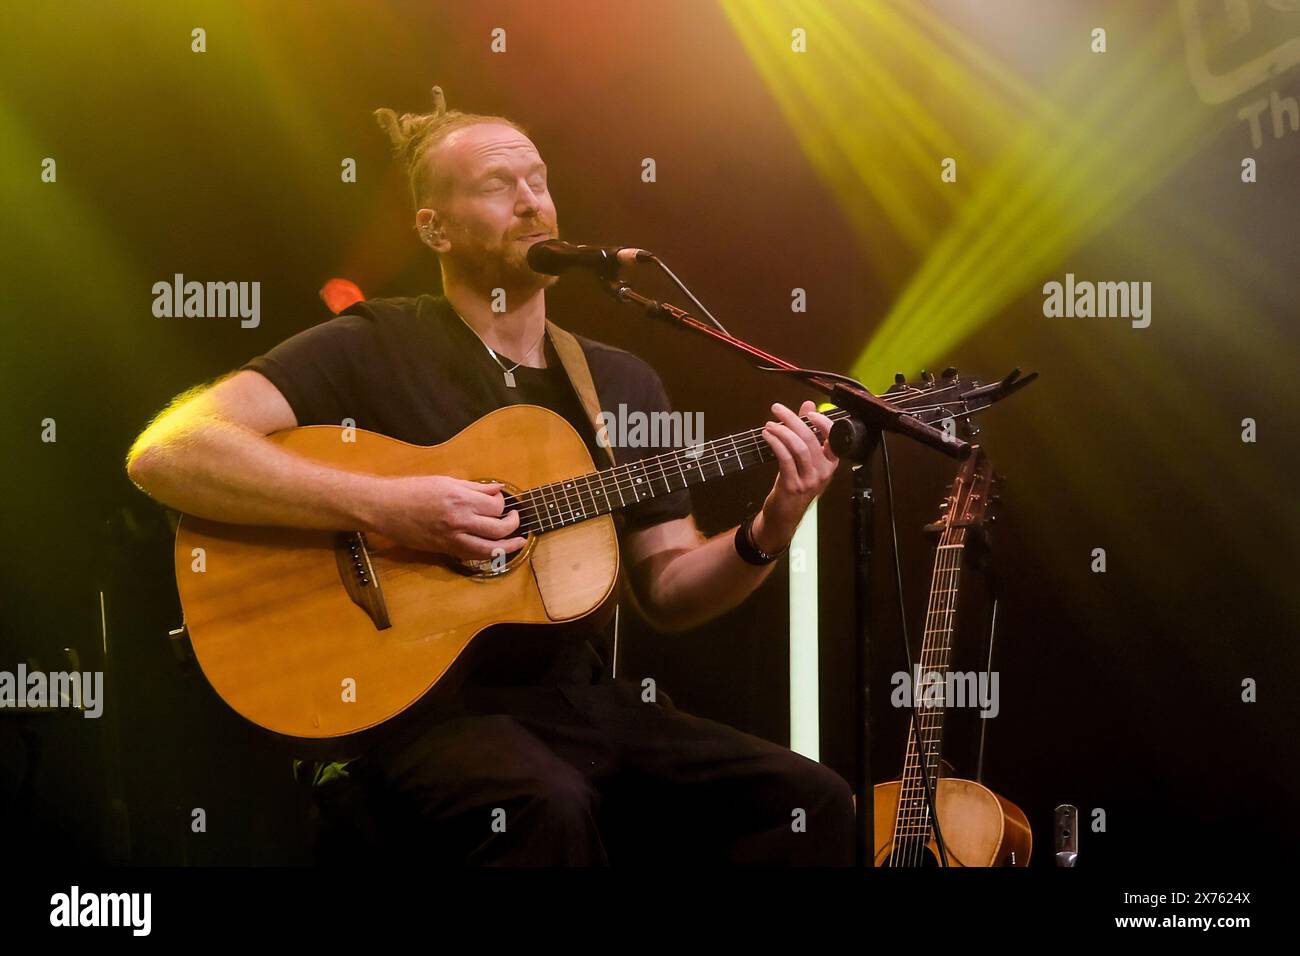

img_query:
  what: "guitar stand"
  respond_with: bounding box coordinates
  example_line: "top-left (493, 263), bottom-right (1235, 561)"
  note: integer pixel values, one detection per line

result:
top-left (843, 426), bottom-right (881, 866)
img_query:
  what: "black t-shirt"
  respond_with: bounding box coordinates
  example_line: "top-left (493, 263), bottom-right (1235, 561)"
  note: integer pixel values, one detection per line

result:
top-left (240, 293), bottom-right (692, 687)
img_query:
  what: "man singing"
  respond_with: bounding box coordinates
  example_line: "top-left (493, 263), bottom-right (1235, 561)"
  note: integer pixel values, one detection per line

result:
top-left (126, 87), bottom-right (854, 865)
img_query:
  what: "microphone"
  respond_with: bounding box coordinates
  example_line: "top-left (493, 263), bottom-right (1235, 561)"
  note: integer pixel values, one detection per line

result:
top-left (527, 239), bottom-right (652, 279)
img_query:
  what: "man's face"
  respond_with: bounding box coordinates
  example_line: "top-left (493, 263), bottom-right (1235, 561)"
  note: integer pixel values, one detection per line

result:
top-left (424, 122), bottom-right (559, 294)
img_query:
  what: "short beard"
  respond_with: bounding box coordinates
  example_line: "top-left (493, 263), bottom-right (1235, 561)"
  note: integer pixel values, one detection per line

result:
top-left (444, 244), bottom-right (556, 299)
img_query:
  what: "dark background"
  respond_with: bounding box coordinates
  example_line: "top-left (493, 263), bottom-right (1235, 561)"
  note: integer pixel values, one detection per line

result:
top-left (1, 0), bottom-right (1296, 867)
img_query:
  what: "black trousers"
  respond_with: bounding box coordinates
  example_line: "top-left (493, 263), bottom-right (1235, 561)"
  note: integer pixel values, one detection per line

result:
top-left (320, 677), bottom-right (855, 865)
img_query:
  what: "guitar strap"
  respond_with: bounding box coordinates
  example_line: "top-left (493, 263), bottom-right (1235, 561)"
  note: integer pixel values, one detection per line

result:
top-left (544, 319), bottom-right (646, 668)
top-left (545, 319), bottom-right (617, 469)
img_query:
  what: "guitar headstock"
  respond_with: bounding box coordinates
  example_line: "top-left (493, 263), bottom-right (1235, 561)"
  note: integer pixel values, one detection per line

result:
top-left (885, 367), bottom-right (981, 443)
top-left (924, 444), bottom-right (1000, 538)
top-left (884, 366), bottom-right (1038, 442)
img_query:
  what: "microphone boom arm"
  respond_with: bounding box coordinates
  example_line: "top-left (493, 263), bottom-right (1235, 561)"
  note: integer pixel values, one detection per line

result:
top-left (600, 277), bottom-right (970, 461)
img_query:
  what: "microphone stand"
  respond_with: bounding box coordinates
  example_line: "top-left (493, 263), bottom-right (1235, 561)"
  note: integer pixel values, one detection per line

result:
top-left (597, 276), bottom-right (970, 867)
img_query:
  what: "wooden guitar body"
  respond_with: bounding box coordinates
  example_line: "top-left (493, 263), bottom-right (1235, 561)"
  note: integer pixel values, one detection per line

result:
top-left (872, 778), bottom-right (1032, 867)
top-left (175, 405), bottom-right (619, 745)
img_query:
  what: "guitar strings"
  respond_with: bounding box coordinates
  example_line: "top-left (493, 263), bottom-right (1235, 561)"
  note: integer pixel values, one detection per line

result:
top-left (508, 422), bottom-right (874, 537)
top-left (889, 485), bottom-right (969, 865)
top-left (891, 524), bottom-right (962, 865)
top-left (892, 469), bottom-right (967, 862)
top-left (892, 523), bottom-right (946, 864)
top-left (505, 390), bottom-right (976, 536)
top-left (908, 522), bottom-right (966, 864)
top-left (502, 410), bottom-right (852, 534)
top-left (505, 390), bottom-right (981, 539)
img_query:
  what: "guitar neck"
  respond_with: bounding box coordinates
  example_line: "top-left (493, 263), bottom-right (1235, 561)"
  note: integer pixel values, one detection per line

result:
top-left (509, 410), bottom-right (851, 533)
top-left (893, 523), bottom-right (969, 845)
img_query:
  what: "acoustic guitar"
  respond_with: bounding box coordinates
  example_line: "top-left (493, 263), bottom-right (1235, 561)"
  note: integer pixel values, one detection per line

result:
top-left (872, 444), bottom-right (1032, 866)
top-left (174, 369), bottom-right (1021, 749)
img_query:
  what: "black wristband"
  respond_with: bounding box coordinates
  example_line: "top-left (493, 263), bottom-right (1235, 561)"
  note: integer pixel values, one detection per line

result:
top-left (734, 513), bottom-right (787, 565)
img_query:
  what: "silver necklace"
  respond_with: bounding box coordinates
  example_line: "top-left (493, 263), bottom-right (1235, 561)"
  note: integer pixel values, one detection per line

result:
top-left (453, 310), bottom-right (547, 388)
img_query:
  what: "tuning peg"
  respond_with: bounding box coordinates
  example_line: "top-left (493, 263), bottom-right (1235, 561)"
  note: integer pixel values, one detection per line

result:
top-left (921, 370), bottom-right (935, 385)
top-left (939, 501), bottom-right (950, 511)
top-left (942, 366), bottom-right (957, 380)
top-left (894, 372), bottom-right (907, 385)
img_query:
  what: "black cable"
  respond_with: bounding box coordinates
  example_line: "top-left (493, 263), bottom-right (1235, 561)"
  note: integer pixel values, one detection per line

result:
top-left (880, 434), bottom-right (950, 867)
top-left (644, 255), bottom-right (731, 336)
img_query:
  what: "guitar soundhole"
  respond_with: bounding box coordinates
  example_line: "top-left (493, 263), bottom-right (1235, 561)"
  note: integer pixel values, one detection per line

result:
top-left (456, 479), bottom-right (536, 579)
top-left (881, 844), bottom-right (941, 867)
top-left (458, 540), bottom-right (531, 578)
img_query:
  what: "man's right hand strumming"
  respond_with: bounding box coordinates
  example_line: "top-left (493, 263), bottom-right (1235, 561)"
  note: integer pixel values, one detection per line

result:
top-left (361, 475), bottom-right (527, 560)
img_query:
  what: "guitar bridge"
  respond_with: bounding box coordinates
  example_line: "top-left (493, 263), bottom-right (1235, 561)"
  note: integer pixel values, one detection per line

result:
top-left (334, 531), bottom-right (391, 630)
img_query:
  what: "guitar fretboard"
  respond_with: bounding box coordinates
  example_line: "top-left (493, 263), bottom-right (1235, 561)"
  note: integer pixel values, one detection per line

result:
top-left (891, 521), bottom-right (968, 849)
top-left (506, 410), bottom-right (852, 534)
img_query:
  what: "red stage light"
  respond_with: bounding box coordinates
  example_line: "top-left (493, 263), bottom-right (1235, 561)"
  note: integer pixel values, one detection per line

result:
top-left (319, 278), bottom-right (365, 315)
